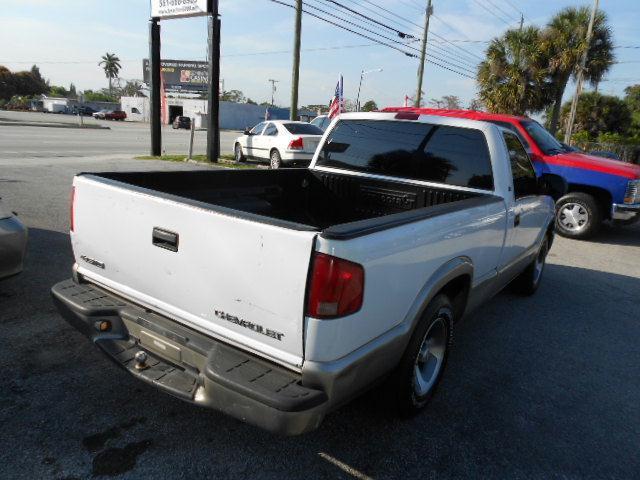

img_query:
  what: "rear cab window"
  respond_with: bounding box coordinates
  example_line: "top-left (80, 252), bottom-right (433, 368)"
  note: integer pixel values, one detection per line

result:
top-left (317, 119), bottom-right (494, 190)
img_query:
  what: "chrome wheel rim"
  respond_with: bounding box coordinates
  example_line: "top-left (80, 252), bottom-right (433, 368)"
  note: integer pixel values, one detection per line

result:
top-left (270, 153), bottom-right (280, 169)
top-left (413, 316), bottom-right (447, 397)
top-left (558, 203), bottom-right (589, 232)
top-left (235, 145), bottom-right (242, 161)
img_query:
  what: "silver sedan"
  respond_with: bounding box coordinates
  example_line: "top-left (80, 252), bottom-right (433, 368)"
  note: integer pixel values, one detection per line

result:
top-left (0, 198), bottom-right (27, 280)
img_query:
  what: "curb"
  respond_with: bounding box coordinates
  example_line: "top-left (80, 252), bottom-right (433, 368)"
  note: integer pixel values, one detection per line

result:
top-left (0, 120), bottom-right (110, 130)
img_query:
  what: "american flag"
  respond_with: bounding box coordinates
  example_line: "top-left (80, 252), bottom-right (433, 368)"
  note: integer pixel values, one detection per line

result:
top-left (328, 75), bottom-right (344, 119)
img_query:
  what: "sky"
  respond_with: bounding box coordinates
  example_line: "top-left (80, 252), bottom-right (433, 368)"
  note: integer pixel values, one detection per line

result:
top-left (0, 0), bottom-right (638, 108)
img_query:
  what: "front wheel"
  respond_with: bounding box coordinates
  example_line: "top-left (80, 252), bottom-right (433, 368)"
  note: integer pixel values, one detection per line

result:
top-left (555, 192), bottom-right (602, 239)
top-left (391, 294), bottom-right (453, 416)
top-left (270, 150), bottom-right (282, 169)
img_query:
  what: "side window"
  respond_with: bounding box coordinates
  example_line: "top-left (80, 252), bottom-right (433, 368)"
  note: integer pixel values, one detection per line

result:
top-left (504, 132), bottom-right (537, 198)
top-left (250, 122), bottom-right (266, 135)
top-left (263, 123), bottom-right (278, 136)
top-left (131, 107), bottom-right (141, 114)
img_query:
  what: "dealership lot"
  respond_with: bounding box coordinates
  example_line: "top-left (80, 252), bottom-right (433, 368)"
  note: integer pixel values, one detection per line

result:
top-left (0, 111), bottom-right (239, 159)
top-left (1, 145), bottom-right (639, 478)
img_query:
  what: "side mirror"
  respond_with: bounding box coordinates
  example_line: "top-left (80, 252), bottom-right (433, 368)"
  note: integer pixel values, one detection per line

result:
top-left (538, 173), bottom-right (567, 200)
top-left (243, 128), bottom-right (251, 136)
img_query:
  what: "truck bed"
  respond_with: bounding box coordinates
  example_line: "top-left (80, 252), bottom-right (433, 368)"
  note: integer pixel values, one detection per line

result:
top-left (91, 169), bottom-right (488, 238)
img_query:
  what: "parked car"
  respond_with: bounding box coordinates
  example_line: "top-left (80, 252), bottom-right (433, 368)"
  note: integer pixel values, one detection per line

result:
top-left (73, 106), bottom-right (96, 116)
top-left (105, 110), bottom-right (127, 121)
top-left (172, 116), bottom-right (191, 129)
top-left (92, 110), bottom-right (110, 120)
top-left (310, 114), bottom-right (331, 132)
top-left (0, 198), bottom-right (28, 280)
top-left (589, 150), bottom-right (621, 161)
top-left (234, 120), bottom-right (324, 168)
top-left (385, 108), bottom-right (640, 238)
top-left (52, 111), bottom-right (561, 435)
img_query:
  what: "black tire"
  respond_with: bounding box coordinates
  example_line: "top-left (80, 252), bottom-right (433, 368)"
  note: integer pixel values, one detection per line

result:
top-left (270, 149), bottom-right (282, 169)
top-left (555, 192), bottom-right (602, 239)
top-left (513, 236), bottom-right (549, 296)
top-left (392, 294), bottom-right (454, 417)
top-left (234, 143), bottom-right (246, 162)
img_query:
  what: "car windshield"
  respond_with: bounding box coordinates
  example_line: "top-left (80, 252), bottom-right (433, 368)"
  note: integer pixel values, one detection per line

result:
top-left (283, 123), bottom-right (323, 135)
top-left (520, 120), bottom-right (565, 155)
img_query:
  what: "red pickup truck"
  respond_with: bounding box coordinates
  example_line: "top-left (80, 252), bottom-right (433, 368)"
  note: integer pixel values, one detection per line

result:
top-left (105, 110), bottom-right (127, 121)
top-left (385, 108), bottom-right (640, 239)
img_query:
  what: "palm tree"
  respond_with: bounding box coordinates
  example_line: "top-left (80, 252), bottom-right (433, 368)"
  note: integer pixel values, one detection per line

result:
top-left (477, 26), bottom-right (552, 116)
top-left (98, 53), bottom-right (122, 95)
top-left (543, 7), bottom-right (614, 135)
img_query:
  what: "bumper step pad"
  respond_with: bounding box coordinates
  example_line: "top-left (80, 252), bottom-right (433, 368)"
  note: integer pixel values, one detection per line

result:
top-left (99, 339), bottom-right (199, 401)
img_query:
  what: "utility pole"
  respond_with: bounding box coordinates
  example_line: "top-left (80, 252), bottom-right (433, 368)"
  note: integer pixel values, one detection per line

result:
top-left (149, 18), bottom-right (161, 156)
top-left (564, 0), bottom-right (599, 145)
top-left (415, 0), bottom-right (433, 107)
top-left (290, 0), bottom-right (302, 120)
top-left (268, 79), bottom-right (279, 106)
top-left (206, 0), bottom-right (221, 163)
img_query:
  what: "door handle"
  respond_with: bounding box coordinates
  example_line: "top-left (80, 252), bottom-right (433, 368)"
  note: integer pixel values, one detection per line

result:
top-left (152, 227), bottom-right (179, 252)
top-left (514, 214), bottom-right (521, 227)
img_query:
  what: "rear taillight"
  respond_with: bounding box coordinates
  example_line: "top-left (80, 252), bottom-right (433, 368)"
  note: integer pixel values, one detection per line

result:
top-left (288, 137), bottom-right (304, 150)
top-left (70, 186), bottom-right (76, 232)
top-left (306, 253), bottom-right (364, 319)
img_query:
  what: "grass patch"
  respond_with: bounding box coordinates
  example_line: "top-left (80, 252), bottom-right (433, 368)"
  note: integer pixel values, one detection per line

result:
top-left (134, 154), bottom-right (261, 169)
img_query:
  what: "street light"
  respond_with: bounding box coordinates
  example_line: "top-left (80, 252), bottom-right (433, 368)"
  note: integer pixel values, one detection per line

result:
top-left (356, 68), bottom-right (383, 111)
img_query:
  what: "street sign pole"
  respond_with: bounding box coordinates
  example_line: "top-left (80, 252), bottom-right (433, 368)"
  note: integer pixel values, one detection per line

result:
top-left (206, 0), bottom-right (220, 163)
top-left (149, 18), bottom-right (161, 156)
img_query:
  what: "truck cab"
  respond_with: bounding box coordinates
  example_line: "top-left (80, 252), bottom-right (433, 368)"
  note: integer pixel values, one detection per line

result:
top-left (384, 108), bottom-right (640, 239)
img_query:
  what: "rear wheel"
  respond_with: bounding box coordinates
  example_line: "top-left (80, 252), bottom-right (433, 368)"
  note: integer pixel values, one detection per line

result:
top-left (513, 236), bottom-right (549, 295)
top-left (234, 143), bottom-right (245, 162)
top-left (270, 149), bottom-right (282, 169)
top-left (392, 294), bottom-right (453, 416)
top-left (555, 192), bottom-right (602, 239)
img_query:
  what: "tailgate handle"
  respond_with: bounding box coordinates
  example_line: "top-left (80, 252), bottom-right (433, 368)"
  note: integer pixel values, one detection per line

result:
top-left (152, 227), bottom-right (179, 252)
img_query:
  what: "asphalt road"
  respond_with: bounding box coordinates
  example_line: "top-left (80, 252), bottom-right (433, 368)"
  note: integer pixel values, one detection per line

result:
top-left (0, 111), bottom-right (239, 159)
top-left (1, 153), bottom-right (640, 479)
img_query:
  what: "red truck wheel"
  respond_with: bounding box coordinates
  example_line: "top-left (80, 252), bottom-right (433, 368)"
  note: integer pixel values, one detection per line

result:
top-left (555, 192), bottom-right (603, 239)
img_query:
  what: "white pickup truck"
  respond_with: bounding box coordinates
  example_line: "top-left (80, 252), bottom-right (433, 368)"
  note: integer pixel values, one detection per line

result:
top-left (52, 112), bottom-right (564, 435)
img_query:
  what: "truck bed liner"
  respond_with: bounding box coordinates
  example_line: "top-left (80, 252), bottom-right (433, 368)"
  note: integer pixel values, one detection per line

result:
top-left (86, 169), bottom-right (492, 238)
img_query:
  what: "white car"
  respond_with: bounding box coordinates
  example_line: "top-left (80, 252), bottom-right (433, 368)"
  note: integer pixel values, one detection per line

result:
top-left (234, 120), bottom-right (324, 168)
top-left (310, 114), bottom-right (331, 132)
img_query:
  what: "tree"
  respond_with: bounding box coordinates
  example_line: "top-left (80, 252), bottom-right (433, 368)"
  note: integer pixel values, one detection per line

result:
top-left (468, 98), bottom-right (484, 111)
top-left (429, 95), bottom-right (461, 109)
top-left (624, 84), bottom-right (640, 137)
top-left (48, 85), bottom-right (70, 97)
top-left (99, 53), bottom-right (122, 94)
top-left (361, 100), bottom-right (378, 112)
top-left (220, 89), bottom-right (245, 103)
top-left (69, 83), bottom-right (77, 98)
top-left (0, 66), bottom-right (17, 101)
top-left (118, 80), bottom-right (144, 97)
top-left (543, 6), bottom-right (614, 135)
top-left (245, 98), bottom-right (257, 105)
top-left (477, 26), bottom-right (552, 115)
top-left (558, 92), bottom-right (631, 138)
top-left (83, 89), bottom-right (118, 102)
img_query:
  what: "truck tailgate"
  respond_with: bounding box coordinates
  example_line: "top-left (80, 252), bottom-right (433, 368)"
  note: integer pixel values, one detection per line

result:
top-left (71, 175), bottom-right (317, 369)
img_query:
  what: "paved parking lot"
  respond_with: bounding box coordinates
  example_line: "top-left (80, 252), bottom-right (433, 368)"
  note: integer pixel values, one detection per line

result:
top-left (0, 111), bottom-right (239, 159)
top-left (1, 151), bottom-right (639, 479)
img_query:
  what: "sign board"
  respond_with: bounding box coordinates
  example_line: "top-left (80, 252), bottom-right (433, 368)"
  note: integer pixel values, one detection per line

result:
top-left (143, 59), bottom-right (208, 92)
top-left (151, 0), bottom-right (210, 19)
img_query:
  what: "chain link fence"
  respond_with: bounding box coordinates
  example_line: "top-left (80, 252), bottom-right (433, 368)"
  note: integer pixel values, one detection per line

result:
top-left (574, 141), bottom-right (640, 164)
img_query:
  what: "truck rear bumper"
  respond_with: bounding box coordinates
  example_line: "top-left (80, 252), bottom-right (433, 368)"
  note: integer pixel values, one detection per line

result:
top-left (611, 203), bottom-right (640, 222)
top-left (51, 279), bottom-right (328, 435)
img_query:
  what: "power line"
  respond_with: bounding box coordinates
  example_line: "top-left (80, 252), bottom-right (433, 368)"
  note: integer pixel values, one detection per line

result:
top-left (269, 0), bottom-right (475, 78)
top-left (485, 0), bottom-right (519, 22)
top-left (470, 0), bottom-right (514, 26)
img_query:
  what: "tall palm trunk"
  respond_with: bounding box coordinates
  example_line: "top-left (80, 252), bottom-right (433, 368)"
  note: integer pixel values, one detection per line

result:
top-left (108, 76), bottom-right (112, 95)
top-left (548, 75), bottom-right (569, 135)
